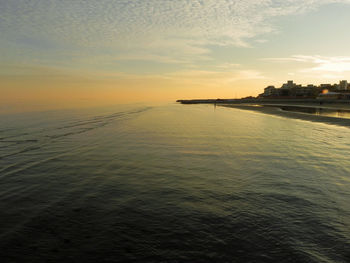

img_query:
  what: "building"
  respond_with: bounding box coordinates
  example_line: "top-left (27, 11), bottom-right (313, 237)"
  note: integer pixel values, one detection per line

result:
top-left (339, 80), bottom-right (348, 90)
top-left (263, 86), bottom-right (276, 96)
top-left (307, 84), bottom-right (317, 89)
top-left (260, 80), bottom-right (349, 99)
top-left (294, 86), bottom-right (315, 97)
top-left (281, 80), bottom-right (296, 89)
top-left (317, 92), bottom-right (341, 99)
top-left (320, 84), bottom-right (333, 92)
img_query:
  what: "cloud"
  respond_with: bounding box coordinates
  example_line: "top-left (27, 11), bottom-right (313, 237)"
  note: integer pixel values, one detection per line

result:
top-left (215, 63), bottom-right (241, 69)
top-left (300, 57), bottom-right (350, 73)
top-left (162, 68), bottom-right (268, 86)
top-left (1, 0), bottom-right (350, 66)
top-left (264, 55), bottom-right (350, 73)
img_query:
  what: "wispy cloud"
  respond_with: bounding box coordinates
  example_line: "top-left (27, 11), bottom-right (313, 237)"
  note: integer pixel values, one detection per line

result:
top-left (300, 56), bottom-right (350, 73)
top-left (2, 0), bottom-right (350, 66)
top-left (264, 55), bottom-right (350, 73)
top-left (262, 54), bottom-right (350, 81)
top-left (163, 69), bottom-right (268, 86)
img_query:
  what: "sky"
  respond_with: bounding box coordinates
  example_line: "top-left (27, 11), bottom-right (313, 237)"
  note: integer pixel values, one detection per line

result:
top-left (1, 0), bottom-right (350, 112)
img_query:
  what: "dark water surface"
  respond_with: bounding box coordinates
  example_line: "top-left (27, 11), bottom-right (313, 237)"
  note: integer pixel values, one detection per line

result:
top-left (1, 103), bottom-right (350, 262)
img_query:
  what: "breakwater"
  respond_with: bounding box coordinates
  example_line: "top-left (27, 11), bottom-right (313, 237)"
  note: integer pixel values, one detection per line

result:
top-left (177, 98), bottom-right (350, 106)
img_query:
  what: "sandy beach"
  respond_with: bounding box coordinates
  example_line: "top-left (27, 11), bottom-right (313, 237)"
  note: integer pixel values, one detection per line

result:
top-left (221, 103), bottom-right (350, 128)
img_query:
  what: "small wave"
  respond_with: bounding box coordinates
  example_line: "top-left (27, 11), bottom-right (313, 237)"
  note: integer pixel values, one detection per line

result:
top-left (46, 125), bottom-right (108, 139)
top-left (0, 106), bottom-right (152, 161)
top-left (46, 107), bottom-right (152, 140)
top-left (0, 139), bottom-right (38, 144)
top-left (0, 133), bottom-right (30, 140)
top-left (0, 146), bottom-right (41, 160)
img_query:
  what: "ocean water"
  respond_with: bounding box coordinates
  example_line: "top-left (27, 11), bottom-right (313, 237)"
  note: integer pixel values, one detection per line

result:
top-left (0, 103), bottom-right (349, 262)
top-left (279, 105), bottom-right (350, 119)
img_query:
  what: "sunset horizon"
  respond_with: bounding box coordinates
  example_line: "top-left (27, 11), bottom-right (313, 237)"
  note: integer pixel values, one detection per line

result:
top-left (2, 1), bottom-right (350, 113)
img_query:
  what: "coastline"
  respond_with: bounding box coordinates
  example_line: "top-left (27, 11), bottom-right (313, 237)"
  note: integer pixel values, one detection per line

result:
top-left (220, 104), bottom-right (350, 128)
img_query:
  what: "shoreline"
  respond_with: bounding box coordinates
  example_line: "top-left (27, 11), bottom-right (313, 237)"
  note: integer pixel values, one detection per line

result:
top-left (220, 104), bottom-right (350, 128)
top-left (177, 98), bottom-right (350, 107)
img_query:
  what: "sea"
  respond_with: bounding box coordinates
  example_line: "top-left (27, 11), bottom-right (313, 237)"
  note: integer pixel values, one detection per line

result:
top-left (0, 103), bottom-right (349, 262)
